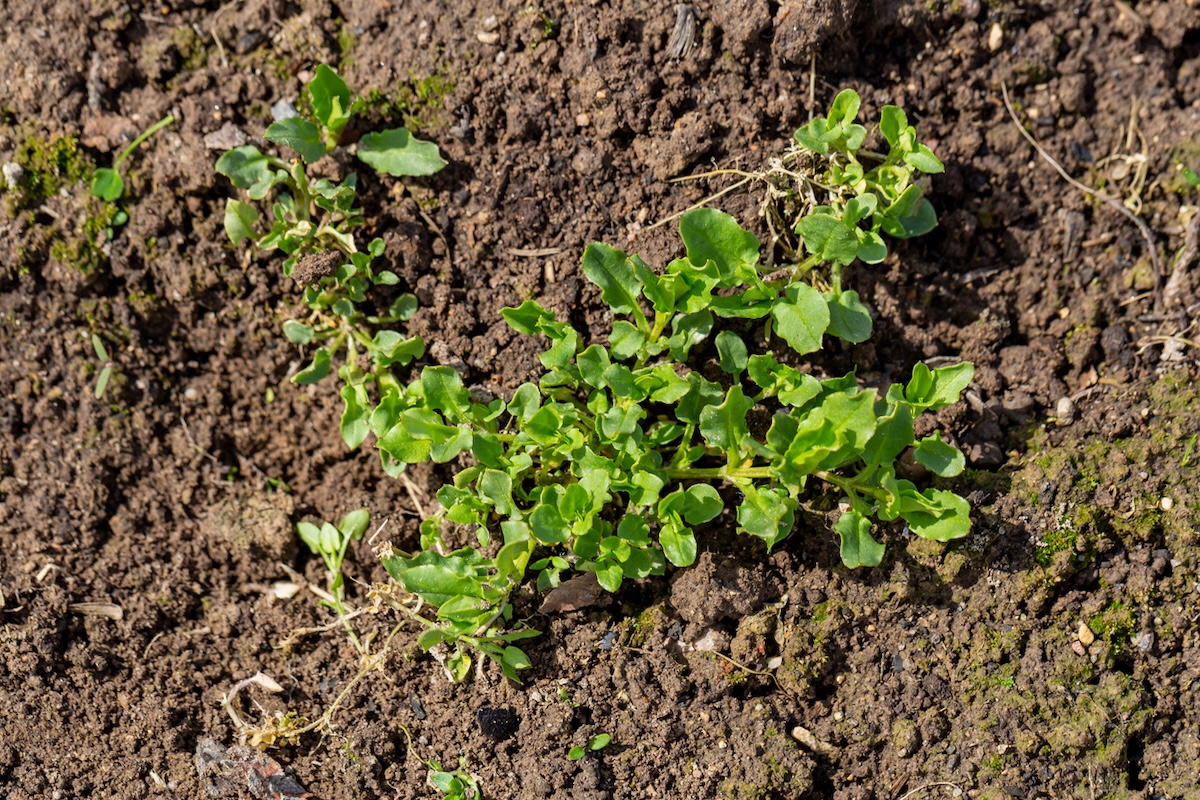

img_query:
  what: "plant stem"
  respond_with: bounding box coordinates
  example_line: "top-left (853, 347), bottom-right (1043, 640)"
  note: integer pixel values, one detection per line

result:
top-left (113, 114), bottom-right (175, 170)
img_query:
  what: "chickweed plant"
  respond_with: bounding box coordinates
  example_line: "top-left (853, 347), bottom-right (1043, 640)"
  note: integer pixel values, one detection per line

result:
top-left (216, 65), bottom-right (443, 449)
top-left (374, 205), bottom-right (972, 681)
top-left (225, 85), bottom-right (972, 683)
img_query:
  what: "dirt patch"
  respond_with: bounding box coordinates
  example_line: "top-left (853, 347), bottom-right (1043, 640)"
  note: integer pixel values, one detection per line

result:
top-left (3, 1), bottom-right (1200, 799)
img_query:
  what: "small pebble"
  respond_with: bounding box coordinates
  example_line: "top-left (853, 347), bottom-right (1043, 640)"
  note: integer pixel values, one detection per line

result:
top-left (495, 52), bottom-right (507, 65)
top-left (575, 112), bottom-right (591, 127)
top-left (1055, 396), bottom-right (1075, 424)
top-left (1136, 631), bottom-right (1155, 653)
top-left (2, 161), bottom-right (24, 190)
top-left (1160, 497), bottom-right (1174, 511)
top-left (270, 100), bottom-right (298, 122)
top-left (833, 711), bottom-right (844, 721)
top-left (987, 23), bottom-right (1004, 52)
top-left (1078, 622), bottom-right (1095, 646)
top-left (477, 30), bottom-right (500, 44)
top-left (481, 14), bottom-right (499, 32)
top-left (1071, 640), bottom-right (1087, 656)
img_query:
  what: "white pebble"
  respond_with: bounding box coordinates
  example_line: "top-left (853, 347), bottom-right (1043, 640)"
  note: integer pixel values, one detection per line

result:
top-left (477, 31), bottom-right (500, 45)
top-left (987, 22), bottom-right (1004, 52)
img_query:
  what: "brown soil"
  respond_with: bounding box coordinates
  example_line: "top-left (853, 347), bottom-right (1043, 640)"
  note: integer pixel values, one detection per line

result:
top-left (3, 1), bottom-right (1200, 799)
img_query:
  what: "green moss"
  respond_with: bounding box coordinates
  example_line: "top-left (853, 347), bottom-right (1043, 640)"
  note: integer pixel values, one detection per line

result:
top-left (364, 67), bottom-right (457, 132)
top-left (4, 133), bottom-right (91, 209)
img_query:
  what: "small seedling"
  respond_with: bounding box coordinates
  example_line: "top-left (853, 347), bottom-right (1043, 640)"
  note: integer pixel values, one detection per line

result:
top-left (90, 333), bottom-right (114, 399)
top-left (217, 64), bottom-right (444, 266)
top-left (568, 733), bottom-right (611, 761)
top-left (425, 758), bottom-right (481, 800)
top-left (296, 508), bottom-right (370, 650)
top-left (91, 113), bottom-right (175, 238)
top-left (216, 65), bottom-right (443, 451)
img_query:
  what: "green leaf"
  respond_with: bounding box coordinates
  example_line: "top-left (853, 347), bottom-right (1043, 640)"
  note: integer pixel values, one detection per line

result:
top-left (856, 230), bottom-right (888, 264)
top-left (501, 645), bottom-right (532, 676)
top-left (293, 348), bottom-right (332, 384)
top-left (568, 746), bottom-right (586, 761)
top-left (382, 553), bottom-right (485, 606)
top-left (905, 144), bottom-right (944, 174)
top-left (479, 469), bottom-right (516, 517)
top-left (577, 344), bottom-right (612, 388)
top-left (842, 194), bottom-right (878, 227)
top-left (861, 401), bottom-right (913, 468)
top-left (357, 127), bottom-right (447, 176)
top-left (665, 310), bottom-right (713, 361)
top-left (530, 502), bottom-right (570, 544)
top-left (679, 208), bottom-right (760, 284)
top-left (659, 521), bottom-right (697, 567)
top-left (746, 355), bottom-right (821, 407)
top-left (836, 510), bottom-right (885, 568)
top-left (590, 734), bottom-right (611, 750)
top-left (264, 117), bottom-right (326, 163)
top-left (676, 372), bottom-right (725, 424)
top-left (282, 319), bottom-right (314, 343)
top-left (215, 145), bottom-right (273, 189)
top-left (91, 168), bottom-right (123, 202)
top-left (223, 199), bottom-right (259, 245)
top-left (895, 194), bottom-right (938, 237)
top-left (796, 213), bottom-right (859, 266)
top-left (501, 299), bottom-right (557, 334)
top-left (699, 385), bottom-right (754, 458)
top-left (296, 521), bottom-right (322, 554)
top-left (905, 362), bottom-right (974, 412)
top-left (308, 64), bottom-right (351, 130)
top-left (914, 432), bottom-right (966, 477)
top-left (771, 283), bottom-right (829, 355)
top-left (609, 320), bottom-right (645, 360)
top-left (595, 560), bottom-right (624, 592)
top-left (825, 290), bottom-right (872, 343)
top-left (581, 242), bottom-right (641, 316)
top-left (879, 105), bottom-right (908, 148)
top-left (340, 383), bottom-right (371, 449)
top-left (794, 118), bottom-right (830, 154)
top-left (735, 483), bottom-right (795, 548)
top-left (715, 331), bottom-right (748, 376)
top-left (827, 88), bottom-right (861, 127)
top-left (900, 488), bottom-right (971, 542)
top-left (421, 366), bottom-right (471, 418)
top-left (340, 508), bottom-right (371, 540)
top-left (682, 484), bottom-right (723, 525)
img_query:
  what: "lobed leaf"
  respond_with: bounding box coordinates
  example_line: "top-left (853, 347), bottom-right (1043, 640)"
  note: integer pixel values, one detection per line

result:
top-left (357, 128), bottom-right (447, 176)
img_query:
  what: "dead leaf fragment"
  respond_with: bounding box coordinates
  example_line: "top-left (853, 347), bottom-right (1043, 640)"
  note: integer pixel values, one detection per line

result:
top-left (538, 572), bottom-right (604, 614)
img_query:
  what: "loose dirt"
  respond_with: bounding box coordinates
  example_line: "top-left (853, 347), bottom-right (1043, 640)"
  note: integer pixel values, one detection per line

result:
top-left (3, 1), bottom-right (1200, 798)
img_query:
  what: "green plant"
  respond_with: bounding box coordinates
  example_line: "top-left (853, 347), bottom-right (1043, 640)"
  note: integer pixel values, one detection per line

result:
top-left (90, 333), bottom-right (114, 399)
top-left (568, 733), bottom-right (611, 761)
top-left (296, 509), bottom-right (370, 651)
top-left (426, 757), bottom-right (481, 800)
top-left (90, 113), bottom-right (175, 238)
top-left (217, 64), bottom-right (444, 267)
top-left (377, 208), bottom-right (973, 681)
top-left (703, 89), bottom-right (945, 312)
top-left (215, 64), bottom-right (443, 449)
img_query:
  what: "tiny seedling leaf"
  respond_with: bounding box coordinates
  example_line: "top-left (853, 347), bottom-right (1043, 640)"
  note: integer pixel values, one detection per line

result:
top-left (91, 168), bottom-right (124, 202)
